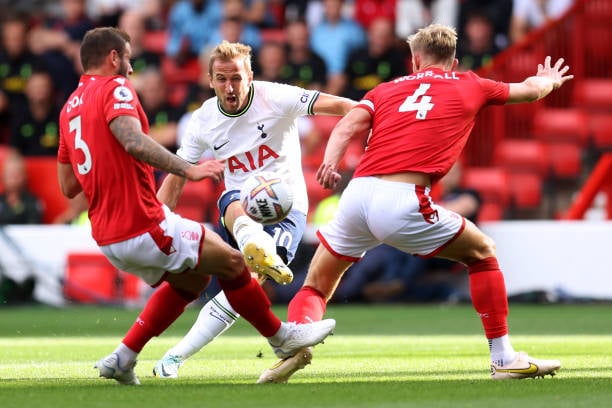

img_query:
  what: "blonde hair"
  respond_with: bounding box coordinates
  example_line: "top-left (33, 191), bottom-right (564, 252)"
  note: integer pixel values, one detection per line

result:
top-left (407, 24), bottom-right (457, 66)
top-left (208, 40), bottom-right (253, 75)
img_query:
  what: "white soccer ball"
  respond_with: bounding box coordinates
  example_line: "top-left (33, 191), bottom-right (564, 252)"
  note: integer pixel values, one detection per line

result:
top-left (240, 172), bottom-right (293, 225)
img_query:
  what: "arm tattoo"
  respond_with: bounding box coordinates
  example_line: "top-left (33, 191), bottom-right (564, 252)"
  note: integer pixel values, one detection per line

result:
top-left (110, 116), bottom-right (189, 177)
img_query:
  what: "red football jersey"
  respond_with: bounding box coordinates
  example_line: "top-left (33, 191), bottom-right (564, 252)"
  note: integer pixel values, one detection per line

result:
top-left (58, 75), bottom-right (165, 245)
top-left (353, 68), bottom-right (509, 181)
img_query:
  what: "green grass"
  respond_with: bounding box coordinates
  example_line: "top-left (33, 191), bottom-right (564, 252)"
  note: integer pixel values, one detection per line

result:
top-left (0, 304), bottom-right (611, 408)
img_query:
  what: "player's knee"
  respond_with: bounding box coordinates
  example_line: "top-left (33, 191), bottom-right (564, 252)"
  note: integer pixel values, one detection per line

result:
top-left (216, 248), bottom-right (246, 280)
top-left (461, 235), bottom-right (496, 265)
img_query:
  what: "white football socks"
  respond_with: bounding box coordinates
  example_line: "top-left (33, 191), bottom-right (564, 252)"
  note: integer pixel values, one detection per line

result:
top-left (232, 215), bottom-right (277, 255)
top-left (488, 334), bottom-right (517, 366)
top-left (164, 291), bottom-right (239, 360)
top-left (114, 342), bottom-right (138, 367)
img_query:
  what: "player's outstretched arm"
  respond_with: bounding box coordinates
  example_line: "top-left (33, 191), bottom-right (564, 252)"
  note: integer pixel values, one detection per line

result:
top-left (507, 56), bottom-right (573, 104)
top-left (157, 160), bottom-right (225, 210)
top-left (312, 93), bottom-right (358, 116)
top-left (109, 115), bottom-right (213, 182)
top-left (317, 107), bottom-right (371, 189)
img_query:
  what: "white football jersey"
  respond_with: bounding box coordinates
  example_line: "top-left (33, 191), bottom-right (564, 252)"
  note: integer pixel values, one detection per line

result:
top-left (177, 81), bottom-right (320, 215)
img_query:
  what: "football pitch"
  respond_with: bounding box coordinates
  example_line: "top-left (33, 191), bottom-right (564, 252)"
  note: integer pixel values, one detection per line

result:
top-left (1, 303), bottom-right (610, 408)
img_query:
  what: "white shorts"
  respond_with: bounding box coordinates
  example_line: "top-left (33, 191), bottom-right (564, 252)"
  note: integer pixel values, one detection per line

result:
top-left (318, 177), bottom-right (465, 261)
top-left (100, 206), bottom-right (204, 286)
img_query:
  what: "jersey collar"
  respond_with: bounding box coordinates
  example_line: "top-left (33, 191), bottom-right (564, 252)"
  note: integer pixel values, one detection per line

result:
top-left (217, 83), bottom-right (254, 117)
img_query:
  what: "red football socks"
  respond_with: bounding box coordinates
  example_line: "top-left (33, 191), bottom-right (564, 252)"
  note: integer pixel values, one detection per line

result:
top-left (468, 257), bottom-right (509, 339)
top-left (218, 267), bottom-right (281, 337)
top-left (287, 285), bottom-right (327, 323)
top-left (122, 282), bottom-right (194, 353)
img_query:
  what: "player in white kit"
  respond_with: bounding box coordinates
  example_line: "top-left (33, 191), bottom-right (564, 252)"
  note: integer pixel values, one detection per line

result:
top-left (152, 41), bottom-right (356, 378)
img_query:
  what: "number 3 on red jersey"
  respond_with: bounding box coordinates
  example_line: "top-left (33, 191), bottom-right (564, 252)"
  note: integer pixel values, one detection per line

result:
top-left (398, 83), bottom-right (434, 120)
top-left (69, 115), bottom-right (93, 175)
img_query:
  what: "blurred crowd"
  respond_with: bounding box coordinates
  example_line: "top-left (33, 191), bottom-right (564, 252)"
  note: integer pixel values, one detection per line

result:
top-left (0, 0), bottom-right (575, 303)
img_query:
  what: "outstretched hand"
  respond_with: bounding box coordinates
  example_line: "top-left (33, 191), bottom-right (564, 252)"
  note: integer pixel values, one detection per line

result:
top-left (186, 159), bottom-right (225, 182)
top-left (537, 56), bottom-right (574, 89)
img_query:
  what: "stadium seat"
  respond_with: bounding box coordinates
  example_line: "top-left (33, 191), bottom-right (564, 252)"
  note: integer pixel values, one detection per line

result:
top-left (64, 252), bottom-right (141, 305)
top-left (532, 108), bottom-right (590, 146)
top-left (508, 172), bottom-right (543, 210)
top-left (546, 142), bottom-right (583, 179)
top-left (0, 145), bottom-right (11, 193)
top-left (24, 157), bottom-right (70, 223)
top-left (493, 139), bottom-right (550, 178)
top-left (461, 166), bottom-right (511, 208)
top-left (260, 28), bottom-right (287, 44)
top-left (161, 56), bottom-right (201, 85)
top-left (477, 201), bottom-right (505, 222)
top-left (589, 114), bottom-right (612, 151)
top-left (173, 178), bottom-right (223, 224)
top-left (141, 30), bottom-right (169, 55)
top-left (573, 79), bottom-right (612, 113)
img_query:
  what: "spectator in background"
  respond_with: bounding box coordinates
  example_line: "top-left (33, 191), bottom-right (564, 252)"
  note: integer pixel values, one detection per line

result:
top-left (456, 10), bottom-right (501, 71)
top-left (207, 0), bottom-right (262, 53)
top-left (310, 0), bottom-right (367, 96)
top-left (9, 68), bottom-right (61, 156)
top-left (136, 67), bottom-right (181, 152)
top-left (395, 0), bottom-right (458, 39)
top-left (509, 0), bottom-right (574, 44)
top-left (117, 9), bottom-right (161, 90)
top-left (86, 0), bottom-right (161, 27)
top-left (177, 48), bottom-right (216, 118)
top-left (28, 0), bottom-right (96, 101)
top-left (0, 13), bottom-right (41, 144)
top-left (0, 151), bottom-right (43, 224)
top-left (253, 41), bottom-right (286, 82)
top-left (240, 0), bottom-right (285, 29)
top-left (282, 18), bottom-right (327, 91)
top-left (353, 0), bottom-right (397, 30)
top-left (341, 17), bottom-right (407, 101)
top-left (166, 0), bottom-right (223, 65)
top-left (458, 0), bottom-right (512, 51)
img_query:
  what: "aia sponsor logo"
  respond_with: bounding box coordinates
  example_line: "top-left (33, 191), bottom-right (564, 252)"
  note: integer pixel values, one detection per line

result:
top-left (227, 144), bottom-right (279, 173)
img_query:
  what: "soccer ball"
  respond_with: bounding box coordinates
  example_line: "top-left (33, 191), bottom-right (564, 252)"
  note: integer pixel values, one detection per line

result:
top-left (240, 172), bottom-right (293, 225)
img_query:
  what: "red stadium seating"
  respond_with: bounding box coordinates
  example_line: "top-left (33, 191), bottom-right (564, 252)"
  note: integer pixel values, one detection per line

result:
top-left (64, 252), bottom-right (141, 305)
top-left (161, 56), bottom-right (201, 85)
top-left (493, 139), bottom-right (550, 178)
top-left (546, 142), bottom-right (583, 179)
top-left (24, 157), bottom-right (70, 224)
top-left (589, 114), bottom-right (612, 151)
top-left (532, 108), bottom-right (590, 146)
top-left (461, 167), bottom-right (511, 208)
top-left (173, 178), bottom-right (223, 224)
top-left (0, 145), bottom-right (11, 193)
top-left (508, 172), bottom-right (543, 210)
top-left (141, 30), bottom-right (169, 55)
top-left (572, 79), bottom-right (612, 113)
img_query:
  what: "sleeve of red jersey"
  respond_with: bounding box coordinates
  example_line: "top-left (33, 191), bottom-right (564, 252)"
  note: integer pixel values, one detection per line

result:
top-left (102, 77), bottom-right (142, 124)
top-left (476, 75), bottom-right (510, 105)
top-left (356, 88), bottom-right (376, 115)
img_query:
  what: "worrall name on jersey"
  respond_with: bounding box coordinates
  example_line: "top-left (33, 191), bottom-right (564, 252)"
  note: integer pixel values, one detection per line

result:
top-left (394, 70), bottom-right (460, 83)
